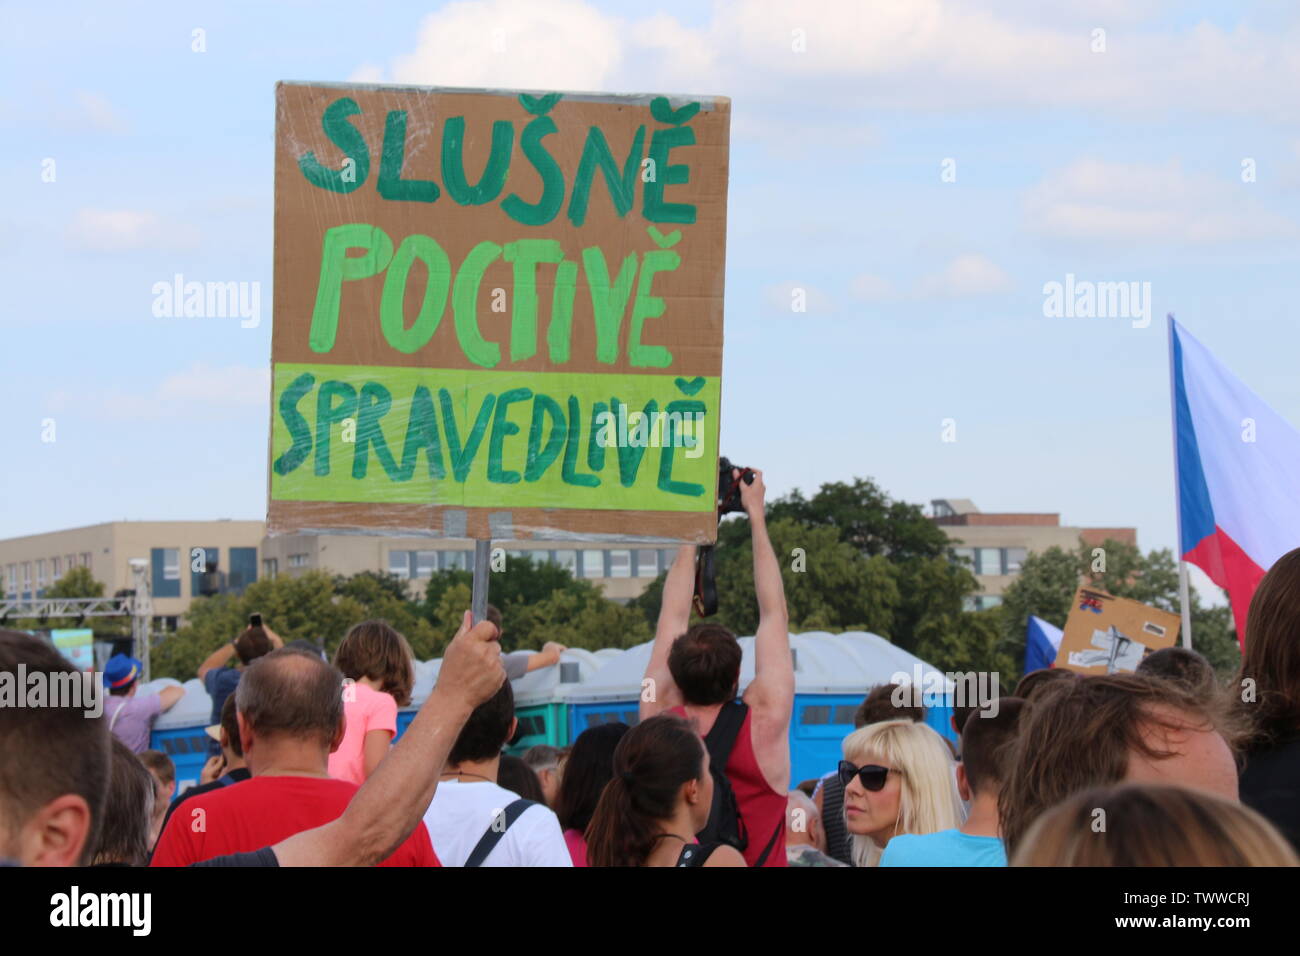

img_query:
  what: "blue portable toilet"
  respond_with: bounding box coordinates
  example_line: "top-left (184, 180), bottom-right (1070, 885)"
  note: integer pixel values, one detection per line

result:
top-left (395, 648), bottom-right (617, 747)
top-left (510, 648), bottom-right (613, 751)
top-left (395, 657), bottom-right (444, 739)
top-left (147, 678), bottom-right (211, 798)
top-left (565, 632), bottom-right (957, 785)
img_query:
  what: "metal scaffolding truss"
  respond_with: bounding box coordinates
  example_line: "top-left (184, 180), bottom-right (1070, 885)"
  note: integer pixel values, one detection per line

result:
top-left (2, 562), bottom-right (156, 679)
top-left (0, 596), bottom-right (133, 619)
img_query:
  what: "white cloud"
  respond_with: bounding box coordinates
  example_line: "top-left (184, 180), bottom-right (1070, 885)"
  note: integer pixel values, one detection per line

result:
top-left (351, 1), bottom-right (1300, 135)
top-left (849, 273), bottom-right (896, 300)
top-left (66, 208), bottom-right (201, 253)
top-left (732, 113), bottom-right (881, 160)
top-left (73, 90), bottom-right (128, 133)
top-left (48, 364), bottom-right (269, 422)
top-left (38, 90), bottom-right (130, 134)
top-left (1025, 158), bottom-right (1299, 243)
top-left (711, 1), bottom-right (1300, 117)
top-left (388, 0), bottom-right (626, 90)
top-left (917, 253), bottom-right (1013, 296)
top-left (348, 64), bottom-right (385, 83)
top-left (849, 254), bottom-right (1011, 301)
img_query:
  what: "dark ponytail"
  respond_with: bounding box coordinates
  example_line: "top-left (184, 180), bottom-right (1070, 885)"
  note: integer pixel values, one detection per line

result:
top-left (584, 715), bottom-right (705, 867)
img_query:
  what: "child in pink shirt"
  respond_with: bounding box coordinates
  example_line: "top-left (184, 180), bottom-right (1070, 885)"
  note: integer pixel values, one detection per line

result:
top-left (328, 620), bottom-right (415, 785)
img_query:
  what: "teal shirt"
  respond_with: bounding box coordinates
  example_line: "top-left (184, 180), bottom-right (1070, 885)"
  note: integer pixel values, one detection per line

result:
top-left (878, 829), bottom-right (1007, 867)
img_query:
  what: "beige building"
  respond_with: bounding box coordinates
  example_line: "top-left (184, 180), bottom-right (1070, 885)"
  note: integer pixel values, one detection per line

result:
top-left (260, 534), bottom-right (675, 603)
top-left (931, 499), bottom-right (1137, 610)
top-left (0, 521), bottom-right (266, 629)
top-left (2, 520), bottom-right (675, 629)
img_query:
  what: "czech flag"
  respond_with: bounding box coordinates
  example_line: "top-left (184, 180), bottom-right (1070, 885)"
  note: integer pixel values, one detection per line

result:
top-left (1024, 616), bottom-right (1064, 673)
top-left (1171, 318), bottom-right (1300, 644)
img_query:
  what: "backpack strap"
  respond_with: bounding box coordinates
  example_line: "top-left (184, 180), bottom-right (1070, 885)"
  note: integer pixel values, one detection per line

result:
top-left (107, 697), bottom-right (127, 733)
top-left (675, 842), bottom-right (721, 867)
top-left (702, 700), bottom-right (748, 769)
top-left (463, 799), bottom-right (536, 868)
top-left (752, 817), bottom-right (784, 867)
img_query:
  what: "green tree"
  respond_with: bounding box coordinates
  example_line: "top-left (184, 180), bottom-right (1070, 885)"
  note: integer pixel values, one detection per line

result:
top-left (423, 554), bottom-right (600, 652)
top-left (913, 608), bottom-right (1016, 692)
top-left (997, 539), bottom-right (1241, 685)
top-left (424, 582), bottom-right (473, 658)
top-left (12, 567), bottom-right (129, 637)
top-left (712, 517), bottom-right (899, 635)
top-left (998, 546), bottom-right (1079, 652)
top-left (766, 477), bottom-right (978, 652)
top-left (513, 589), bottom-right (652, 651)
top-left (47, 566), bottom-right (105, 598)
top-left (151, 570), bottom-right (442, 681)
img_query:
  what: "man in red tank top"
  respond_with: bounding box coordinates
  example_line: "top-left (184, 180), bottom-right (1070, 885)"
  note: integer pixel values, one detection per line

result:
top-left (642, 469), bottom-right (793, 867)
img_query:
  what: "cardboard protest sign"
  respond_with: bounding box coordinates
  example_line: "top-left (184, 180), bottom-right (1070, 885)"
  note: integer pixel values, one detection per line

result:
top-left (1054, 587), bottom-right (1180, 675)
top-left (268, 82), bottom-right (730, 542)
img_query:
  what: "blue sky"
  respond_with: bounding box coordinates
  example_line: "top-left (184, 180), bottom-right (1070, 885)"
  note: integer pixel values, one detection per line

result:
top-left (3, 1), bottom-right (1299, 602)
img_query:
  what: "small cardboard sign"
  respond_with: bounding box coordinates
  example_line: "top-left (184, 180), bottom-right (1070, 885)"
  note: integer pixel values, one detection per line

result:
top-left (268, 82), bottom-right (731, 543)
top-left (1054, 587), bottom-right (1181, 675)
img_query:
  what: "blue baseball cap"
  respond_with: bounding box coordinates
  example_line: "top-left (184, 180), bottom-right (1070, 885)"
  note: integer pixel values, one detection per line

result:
top-left (104, 654), bottom-right (141, 689)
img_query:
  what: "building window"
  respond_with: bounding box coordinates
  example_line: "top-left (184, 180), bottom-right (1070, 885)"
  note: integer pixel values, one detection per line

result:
top-left (951, 547), bottom-right (975, 568)
top-left (552, 550), bottom-right (578, 576)
top-left (52, 556), bottom-right (61, 578)
top-left (262, 558), bottom-right (278, 579)
top-left (660, 549), bottom-right (677, 572)
top-left (440, 550), bottom-right (467, 572)
top-left (413, 551), bottom-right (437, 578)
top-left (608, 550), bottom-right (632, 578)
top-left (36, 560), bottom-right (46, 587)
top-left (190, 547), bottom-right (218, 599)
top-left (151, 548), bottom-right (181, 598)
top-left (1004, 548), bottom-right (1027, 574)
top-left (288, 553), bottom-right (310, 569)
top-left (580, 550), bottom-right (605, 579)
top-left (22, 563), bottom-right (31, 590)
top-left (634, 549), bottom-right (659, 577)
top-left (976, 548), bottom-right (1002, 576)
top-left (5, 564), bottom-right (15, 593)
top-left (228, 547), bottom-right (257, 594)
top-left (80, 552), bottom-right (91, 568)
top-left (388, 551), bottom-right (411, 579)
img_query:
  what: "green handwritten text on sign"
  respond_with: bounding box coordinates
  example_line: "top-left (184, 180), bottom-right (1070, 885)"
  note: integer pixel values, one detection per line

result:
top-left (270, 363), bottom-right (720, 512)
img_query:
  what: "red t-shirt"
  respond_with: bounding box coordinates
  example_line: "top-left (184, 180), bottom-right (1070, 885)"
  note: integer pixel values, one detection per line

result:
top-left (150, 774), bottom-right (439, 867)
top-left (669, 704), bottom-right (788, 867)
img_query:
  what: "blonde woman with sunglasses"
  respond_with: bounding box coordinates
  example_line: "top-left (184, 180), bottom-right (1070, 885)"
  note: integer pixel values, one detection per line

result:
top-left (838, 719), bottom-right (964, 866)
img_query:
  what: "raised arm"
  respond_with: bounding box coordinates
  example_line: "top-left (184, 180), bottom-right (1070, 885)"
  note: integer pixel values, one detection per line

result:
top-left (158, 685), bottom-right (186, 712)
top-left (525, 641), bottom-right (567, 673)
top-left (640, 545), bottom-right (694, 720)
top-left (740, 470), bottom-right (793, 722)
top-left (197, 641), bottom-right (237, 681)
top-left (271, 611), bottom-right (504, 867)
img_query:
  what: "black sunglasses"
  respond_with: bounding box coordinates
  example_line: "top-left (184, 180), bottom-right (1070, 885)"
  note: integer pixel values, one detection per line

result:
top-left (838, 760), bottom-right (899, 792)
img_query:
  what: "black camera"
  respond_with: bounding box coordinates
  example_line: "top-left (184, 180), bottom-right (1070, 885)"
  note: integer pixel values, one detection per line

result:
top-left (716, 456), bottom-right (756, 515)
top-left (694, 456), bottom-right (758, 617)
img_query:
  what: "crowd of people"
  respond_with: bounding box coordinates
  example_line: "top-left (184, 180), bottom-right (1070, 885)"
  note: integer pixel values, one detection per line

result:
top-left (3, 473), bottom-right (1300, 867)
